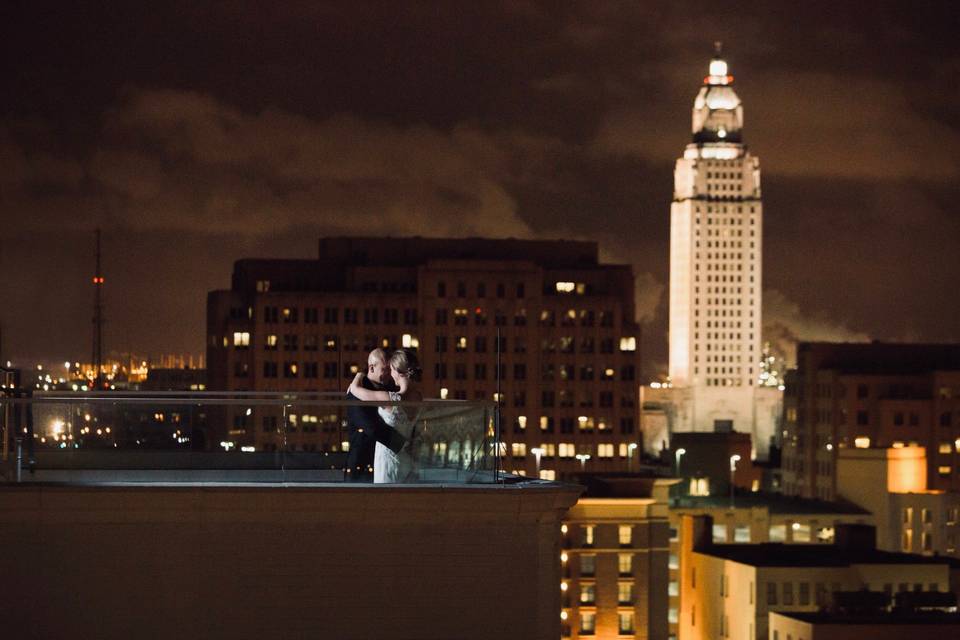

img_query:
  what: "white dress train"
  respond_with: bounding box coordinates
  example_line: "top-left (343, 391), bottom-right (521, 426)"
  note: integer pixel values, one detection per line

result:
top-left (373, 392), bottom-right (417, 483)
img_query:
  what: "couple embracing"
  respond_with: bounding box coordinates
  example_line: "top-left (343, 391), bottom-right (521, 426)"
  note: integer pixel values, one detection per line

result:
top-left (345, 347), bottom-right (422, 483)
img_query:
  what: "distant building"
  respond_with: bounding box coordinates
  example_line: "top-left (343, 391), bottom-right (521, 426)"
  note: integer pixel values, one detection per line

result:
top-left (669, 431), bottom-right (762, 498)
top-left (781, 342), bottom-right (960, 500)
top-left (667, 494), bottom-right (872, 640)
top-left (770, 603), bottom-right (960, 640)
top-left (661, 48), bottom-right (780, 456)
top-left (141, 367), bottom-right (206, 391)
top-left (561, 474), bottom-right (676, 639)
top-left (679, 515), bottom-right (957, 640)
top-left (207, 237), bottom-right (644, 476)
top-left (837, 445), bottom-right (960, 558)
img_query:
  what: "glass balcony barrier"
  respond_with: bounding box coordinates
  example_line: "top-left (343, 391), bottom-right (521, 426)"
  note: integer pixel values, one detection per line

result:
top-left (0, 392), bottom-right (500, 484)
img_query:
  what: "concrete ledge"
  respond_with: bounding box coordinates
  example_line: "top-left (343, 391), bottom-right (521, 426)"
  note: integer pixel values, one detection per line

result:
top-left (0, 481), bottom-right (582, 639)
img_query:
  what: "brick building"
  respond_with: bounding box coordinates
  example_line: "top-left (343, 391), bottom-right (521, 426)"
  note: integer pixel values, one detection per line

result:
top-left (561, 474), bottom-right (675, 640)
top-left (206, 237), bottom-right (644, 477)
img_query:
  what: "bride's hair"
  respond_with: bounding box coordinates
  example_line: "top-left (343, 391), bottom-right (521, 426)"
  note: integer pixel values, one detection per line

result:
top-left (389, 349), bottom-right (422, 382)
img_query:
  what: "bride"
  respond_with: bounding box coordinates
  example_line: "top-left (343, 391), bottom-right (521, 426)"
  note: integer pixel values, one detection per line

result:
top-left (347, 348), bottom-right (422, 483)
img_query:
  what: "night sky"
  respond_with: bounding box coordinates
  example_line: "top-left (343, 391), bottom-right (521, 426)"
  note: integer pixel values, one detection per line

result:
top-left (2, 1), bottom-right (958, 374)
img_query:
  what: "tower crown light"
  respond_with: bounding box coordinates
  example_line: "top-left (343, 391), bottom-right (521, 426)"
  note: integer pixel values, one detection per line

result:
top-left (691, 45), bottom-right (743, 144)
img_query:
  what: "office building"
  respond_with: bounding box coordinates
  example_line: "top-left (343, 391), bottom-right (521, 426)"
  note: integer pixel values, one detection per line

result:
top-left (207, 237), bottom-right (644, 477)
top-left (781, 342), bottom-right (960, 500)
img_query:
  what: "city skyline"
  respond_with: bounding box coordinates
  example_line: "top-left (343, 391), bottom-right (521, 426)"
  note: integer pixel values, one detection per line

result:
top-left (2, 2), bottom-right (958, 367)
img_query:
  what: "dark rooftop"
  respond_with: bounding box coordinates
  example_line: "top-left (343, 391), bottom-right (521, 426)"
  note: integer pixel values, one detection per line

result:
top-left (569, 471), bottom-right (677, 499)
top-left (702, 543), bottom-right (952, 567)
top-left (798, 342), bottom-right (960, 375)
top-left (672, 491), bottom-right (870, 515)
top-left (776, 611), bottom-right (960, 626)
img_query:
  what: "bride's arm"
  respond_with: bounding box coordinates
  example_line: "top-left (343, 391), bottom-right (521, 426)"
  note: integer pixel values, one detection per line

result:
top-left (347, 373), bottom-right (392, 401)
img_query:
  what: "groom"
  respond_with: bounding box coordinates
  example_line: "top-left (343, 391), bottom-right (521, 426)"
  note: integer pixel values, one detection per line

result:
top-left (344, 347), bottom-right (403, 481)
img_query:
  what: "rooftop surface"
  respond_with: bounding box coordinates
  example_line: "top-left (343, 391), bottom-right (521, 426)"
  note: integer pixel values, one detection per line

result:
top-left (672, 491), bottom-right (871, 515)
top-left (702, 543), bottom-right (953, 567)
top-left (776, 611), bottom-right (960, 625)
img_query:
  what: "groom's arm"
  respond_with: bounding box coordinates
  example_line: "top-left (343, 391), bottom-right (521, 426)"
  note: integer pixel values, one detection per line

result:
top-left (358, 378), bottom-right (408, 453)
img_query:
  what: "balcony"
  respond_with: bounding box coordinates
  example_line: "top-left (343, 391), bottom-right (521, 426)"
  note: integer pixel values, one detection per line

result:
top-left (1, 391), bottom-right (501, 484)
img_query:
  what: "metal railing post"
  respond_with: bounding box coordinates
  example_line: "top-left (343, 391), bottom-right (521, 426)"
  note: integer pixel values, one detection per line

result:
top-left (15, 437), bottom-right (22, 483)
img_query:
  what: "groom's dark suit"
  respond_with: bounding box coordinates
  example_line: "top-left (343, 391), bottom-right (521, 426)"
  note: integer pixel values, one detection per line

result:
top-left (345, 376), bottom-right (405, 482)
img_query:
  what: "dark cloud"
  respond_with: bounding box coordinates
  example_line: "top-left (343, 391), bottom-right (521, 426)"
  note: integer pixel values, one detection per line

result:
top-left (1, 1), bottom-right (958, 370)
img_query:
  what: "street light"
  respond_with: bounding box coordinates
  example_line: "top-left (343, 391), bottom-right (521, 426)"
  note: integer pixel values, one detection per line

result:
top-left (627, 443), bottom-right (638, 473)
top-left (674, 448), bottom-right (686, 476)
top-left (575, 453), bottom-right (591, 471)
top-left (729, 454), bottom-right (741, 509)
top-left (531, 447), bottom-right (545, 478)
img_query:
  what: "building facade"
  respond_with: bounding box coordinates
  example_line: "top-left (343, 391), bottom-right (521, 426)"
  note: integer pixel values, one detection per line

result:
top-left (561, 475), bottom-right (675, 640)
top-left (782, 342), bottom-right (960, 500)
top-left (206, 237), bottom-right (644, 477)
top-left (667, 495), bottom-right (872, 640)
top-left (769, 610), bottom-right (960, 640)
top-left (679, 515), bottom-right (955, 640)
top-left (837, 445), bottom-right (960, 558)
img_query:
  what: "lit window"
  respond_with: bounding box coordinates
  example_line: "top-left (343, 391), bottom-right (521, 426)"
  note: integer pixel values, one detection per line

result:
top-left (618, 583), bottom-right (634, 605)
top-left (511, 443), bottom-right (526, 457)
top-left (902, 528), bottom-right (913, 551)
top-left (579, 612), bottom-right (596, 635)
top-left (517, 415), bottom-right (527, 429)
top-left (559, 443), bottom-right (575, 458)
top-left (618, 553), bottom-right (632, 576)
top-left (854, 436), bottom-right (870, 448)
top-left (939, 443), bottom-right (952, 454)
top-left (619, 337), bottom-right (637, 352)
top-left (539, 469), bottom-right (556, 480)
top-left (583, 524), bottom-right (595, 546)
top-left (555, 281), bottom-right (575, 293)
top-left (232, 332), bottom-right (250, 347)
top-left (598, 443), bottom-right (614, 458)
top-left (938, 466), bottom-right (952, 476)
top-left (619, 525), bottom-right (633, 546)
top-left (690, 477), bottom-right (710, 496)
top-left (712, 524), bottom-right (727, 543)
top-left (792, 522), bottom-right (811, 542)
top-left (579, 583), bottom-right (595, 604)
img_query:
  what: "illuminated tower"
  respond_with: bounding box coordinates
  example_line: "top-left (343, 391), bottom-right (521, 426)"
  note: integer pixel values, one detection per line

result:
top-left (668, 46), bottom-right (763, 436)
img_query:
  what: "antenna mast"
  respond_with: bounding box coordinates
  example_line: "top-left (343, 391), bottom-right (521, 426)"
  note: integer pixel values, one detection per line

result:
top-left (92, 228), bottom-right (104, 389)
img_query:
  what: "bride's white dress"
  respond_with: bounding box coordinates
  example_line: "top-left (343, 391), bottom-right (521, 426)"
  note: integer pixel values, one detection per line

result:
top-left (373, 391), bottom-right (417, 483)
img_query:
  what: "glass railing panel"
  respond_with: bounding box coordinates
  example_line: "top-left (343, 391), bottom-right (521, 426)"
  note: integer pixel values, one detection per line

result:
top-left (0, 392), bottom-right (499, 484)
